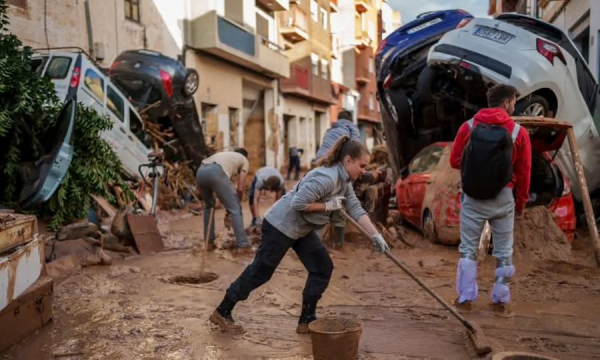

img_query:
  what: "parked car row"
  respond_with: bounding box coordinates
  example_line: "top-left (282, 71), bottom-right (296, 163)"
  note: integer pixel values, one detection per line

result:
top-left (377, 10), bottom-right (600, 241)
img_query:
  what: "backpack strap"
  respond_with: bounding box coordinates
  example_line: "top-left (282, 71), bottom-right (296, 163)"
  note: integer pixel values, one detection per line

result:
top-left (511, 123), bottom-right (521, 142)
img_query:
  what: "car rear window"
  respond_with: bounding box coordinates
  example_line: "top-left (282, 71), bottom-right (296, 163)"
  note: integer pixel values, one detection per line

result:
top-left (499, 18), bottom-right (564, 44)
top-left (45, 57), bottom-right (72, 79)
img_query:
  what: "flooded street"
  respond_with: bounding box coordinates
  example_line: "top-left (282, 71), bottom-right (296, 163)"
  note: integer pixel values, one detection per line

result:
top-left (3, 202), bottom-right (600, 360)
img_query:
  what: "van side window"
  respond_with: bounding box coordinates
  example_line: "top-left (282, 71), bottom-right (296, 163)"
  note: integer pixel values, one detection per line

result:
top-left (129, 108), bottom-right (150, 146)
top-left (45, 57), bottom-right (72, 79)
top-left (83, 69), bottom-right (105, 103)
top-left (107, 85), bottom-right (125, 122)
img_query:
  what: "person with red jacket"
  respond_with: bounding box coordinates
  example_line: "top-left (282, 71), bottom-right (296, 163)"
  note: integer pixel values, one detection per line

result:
top-left (450, 84), bottom-right (531, 313)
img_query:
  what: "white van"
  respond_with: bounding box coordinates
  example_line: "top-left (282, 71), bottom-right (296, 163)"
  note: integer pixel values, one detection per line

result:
top-left (32, 49), bottom-right (151, 180)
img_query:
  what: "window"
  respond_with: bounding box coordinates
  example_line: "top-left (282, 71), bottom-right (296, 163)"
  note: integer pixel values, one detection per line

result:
top-left (321, 58), bottom-right (328, 79)
top-left (8, 0), bottom-right (26, 9)
top-left (45, 57), bottom-right (72, 79)
top-left (408, 146), bottom-right (444, 174)
top-left (107, 85), bottom-right (125, 122)
top-left (320, 8), bottom-right (328, 29)
top-left (83, 68), bottom-right (105, 103)
top-left (124, 0), bottom-right (140, 23)
top-left (593, 89), bottom-right (600, 134)
top-left (361, 13), bottom-right (367, 31)
top-left (311, 53), bottom-right (319, 76)
top-left (369, 93), bottom-right (374, 111)
top-left (129, 108), bottom-right (150, 146)
top-left (310, 0), bottom-right (318, 22)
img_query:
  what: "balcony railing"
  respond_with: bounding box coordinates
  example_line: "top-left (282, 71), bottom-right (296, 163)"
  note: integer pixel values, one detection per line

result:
top-left (355, 31), bottom-right (372, 49)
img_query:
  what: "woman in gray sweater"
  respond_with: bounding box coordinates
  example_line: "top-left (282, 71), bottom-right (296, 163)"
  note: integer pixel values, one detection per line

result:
top-left (209, 136), bottom-right (389, 335)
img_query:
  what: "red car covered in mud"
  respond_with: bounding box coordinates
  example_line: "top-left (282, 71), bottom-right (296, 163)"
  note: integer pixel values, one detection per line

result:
top-left (395, 119), bottom-right (577, 245)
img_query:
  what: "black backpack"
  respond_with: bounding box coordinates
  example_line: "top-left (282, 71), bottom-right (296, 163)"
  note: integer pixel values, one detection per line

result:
top-left (460, 119), bottom-right (520, 200)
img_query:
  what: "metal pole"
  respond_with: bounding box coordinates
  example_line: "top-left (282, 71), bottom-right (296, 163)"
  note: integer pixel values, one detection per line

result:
top-left (566, 128), bottom-right (600, 266)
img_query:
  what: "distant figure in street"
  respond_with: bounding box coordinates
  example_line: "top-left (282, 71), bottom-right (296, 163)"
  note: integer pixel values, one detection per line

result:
top-left (249, 166), bottom-right (286, 227)
top-left (287, 146), bottom-right (304, 181)
top-left (313, 110), bottom-right (363, 247)
top-left (314, 110), bottom-right (361, 162)
top-left (450, 84), bottom-right (531, 314)
top-left (196, 149), bottom-right (252, 252)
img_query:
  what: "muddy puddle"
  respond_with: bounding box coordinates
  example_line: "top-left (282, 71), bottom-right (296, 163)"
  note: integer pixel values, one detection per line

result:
top-left (3, 206), bottom-right (600, 360)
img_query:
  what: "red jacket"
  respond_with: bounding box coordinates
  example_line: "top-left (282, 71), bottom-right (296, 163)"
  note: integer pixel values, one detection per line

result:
top-left (450, 108), bottom-right (532, 212)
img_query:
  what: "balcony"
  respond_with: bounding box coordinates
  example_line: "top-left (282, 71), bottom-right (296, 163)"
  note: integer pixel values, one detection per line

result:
top-left (257, 0), bottom-right (289, 11)
top-left (280, 5), bottom-right (309, 43)
top-left (189, 11), bottom-right (290, 78)
top-left (355, 0), bottom-right (371, 13)
top-left (355, 47), bottom-right (373, 85)
top-left (280, 64), bottom-right (335, 104)
top-left (355, 31), bottom-right (372, 49)
top-left (330, 0), bottom-right (339, 13)
top-left (280, 64), bottom-right (311, 97)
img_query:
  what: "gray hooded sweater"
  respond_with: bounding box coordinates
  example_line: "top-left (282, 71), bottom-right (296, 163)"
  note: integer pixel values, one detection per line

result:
top-left (314, 119), bottom-right (361, 160)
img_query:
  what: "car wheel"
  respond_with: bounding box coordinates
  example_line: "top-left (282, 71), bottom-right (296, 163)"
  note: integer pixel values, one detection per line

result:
top-left (515, 95), bottom-right (550, 117)
top-left (183, 68), bottom-right (199, 96)
top-left (415, 65), bottom-right (436, 104)
top-left (423, 210), bottom-right (440, 244)
top-left (384, 88), bottom-right (412, 124)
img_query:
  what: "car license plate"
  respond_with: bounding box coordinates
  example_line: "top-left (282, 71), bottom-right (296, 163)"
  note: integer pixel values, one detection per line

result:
top-left (406, 17), bottom-right (443, 34)
top-left (474, 26), bottom-right (514, 44)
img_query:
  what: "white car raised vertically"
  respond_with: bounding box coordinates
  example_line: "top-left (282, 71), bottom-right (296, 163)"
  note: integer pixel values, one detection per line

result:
top-left (426, 13), bottom-right (600, 201)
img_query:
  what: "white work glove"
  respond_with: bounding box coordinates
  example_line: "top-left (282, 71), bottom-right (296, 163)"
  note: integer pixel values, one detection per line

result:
top-left (325, 196), bottom-right (345, 211)
top-left (372, 233), bottom-right (390, 254)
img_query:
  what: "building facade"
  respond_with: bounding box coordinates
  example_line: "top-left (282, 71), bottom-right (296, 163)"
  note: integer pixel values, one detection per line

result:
top-left (278, 0), bottom-right (334, 167)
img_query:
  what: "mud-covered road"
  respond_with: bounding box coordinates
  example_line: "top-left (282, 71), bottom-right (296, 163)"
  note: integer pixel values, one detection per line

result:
top-left (4, 200), bottom-right (600, 360)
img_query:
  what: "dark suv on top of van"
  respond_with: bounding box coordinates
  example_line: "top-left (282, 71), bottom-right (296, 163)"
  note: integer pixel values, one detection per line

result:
top-left (109, 49), bottom-right (199, 119)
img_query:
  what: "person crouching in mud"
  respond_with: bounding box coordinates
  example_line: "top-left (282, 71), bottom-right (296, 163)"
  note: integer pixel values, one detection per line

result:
top-left (209, 136), bottom-right (390, 334)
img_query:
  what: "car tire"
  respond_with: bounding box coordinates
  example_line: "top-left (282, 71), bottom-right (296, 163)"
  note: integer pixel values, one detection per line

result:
top-left (415, 65), bottom-right (436, 104)
top-left (515, 94), bottom-right (550, 117)
top-left (383, 88), bottom-right (411, 124)
top-left (423, 210), bottom-right (440, 244)
top-left (183, 68), bottom-right (199, 97)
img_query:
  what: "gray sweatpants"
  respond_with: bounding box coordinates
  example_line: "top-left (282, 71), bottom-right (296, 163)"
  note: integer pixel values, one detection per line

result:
top-left (459, 187), bottom-right (515, 264)
top-left (196, 163), bottom-right (249, 248)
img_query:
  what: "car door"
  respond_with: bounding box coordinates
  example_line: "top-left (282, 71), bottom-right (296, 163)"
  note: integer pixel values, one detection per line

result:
top-left (19, 96), bottom-right (76, 209)
top-left (397, 146), bottom-right (435, 227)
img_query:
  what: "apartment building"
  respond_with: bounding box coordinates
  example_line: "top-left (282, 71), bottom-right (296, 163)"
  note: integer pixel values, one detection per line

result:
top-left (7, 0), bottom-right (292, 172)
top-left (187, 0), bottom-right (290, 171)
top-left (381, 0), bottom-right (402, 39)
top-left (331, 0), bottom-right (360, 128)
top-left (489, 0), bottom-right (599, 79)
top-left (278, 0), bottom-right (333, 167)
top-left (354, 0), bottom-right (382, 149)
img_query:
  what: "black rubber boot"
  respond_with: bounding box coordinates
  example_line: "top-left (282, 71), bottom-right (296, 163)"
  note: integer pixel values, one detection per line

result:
top-left (334, 226), bottom-right (345, 248)
top-left (296, 296), bottom-right (319, 334)
top-left (210, 296), bottom-right (245, 334)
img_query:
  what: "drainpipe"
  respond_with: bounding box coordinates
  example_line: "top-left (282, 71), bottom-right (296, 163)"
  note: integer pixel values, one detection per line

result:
top-left (84, 0), bottom-right (95, 59)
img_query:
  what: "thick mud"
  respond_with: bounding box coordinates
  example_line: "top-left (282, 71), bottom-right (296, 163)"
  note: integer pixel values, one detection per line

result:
top-left (513, 207), bottom-right (571, 262)
top-left (3, 202), bottom-right (600, 360)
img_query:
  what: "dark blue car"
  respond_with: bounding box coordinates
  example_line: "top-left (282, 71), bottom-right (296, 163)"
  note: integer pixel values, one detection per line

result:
top-left (375, 9), bottom-right (473, 174)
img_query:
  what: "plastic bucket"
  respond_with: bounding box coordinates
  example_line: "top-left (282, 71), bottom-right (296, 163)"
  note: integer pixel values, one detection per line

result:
top-left (308, 318), bottom-right (362, 360)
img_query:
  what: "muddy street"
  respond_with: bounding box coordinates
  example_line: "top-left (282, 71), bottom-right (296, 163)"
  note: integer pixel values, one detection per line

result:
top-left (3, 202), bottom-right (600, 360)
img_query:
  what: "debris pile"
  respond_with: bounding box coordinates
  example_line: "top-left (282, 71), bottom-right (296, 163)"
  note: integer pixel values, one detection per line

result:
top-left (513, 206), bottom-right (571, 262)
